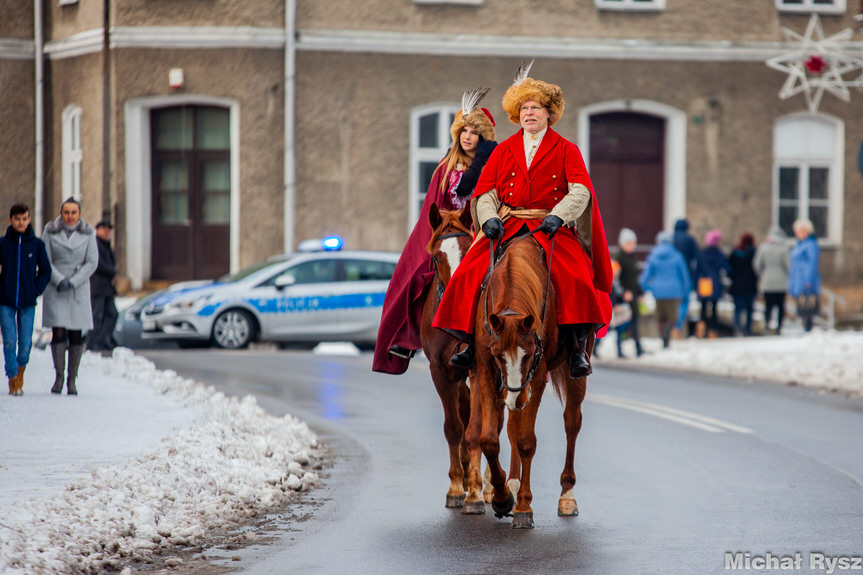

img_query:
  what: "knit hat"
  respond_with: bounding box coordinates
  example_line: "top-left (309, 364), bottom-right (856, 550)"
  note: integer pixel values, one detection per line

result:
top-left (655, 231), bottom-right (673, 245)
top-left (450, 87), bottom-right (496, 144)
top-left (501, 60), bottom-right (565, 127)
top-left (618, 227), bottom-right (637, 246)
top-left (704, 229), bottom-right (723, 247)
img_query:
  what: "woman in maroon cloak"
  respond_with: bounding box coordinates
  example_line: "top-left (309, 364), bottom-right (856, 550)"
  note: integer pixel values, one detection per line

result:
top-left (373, 89), bottom-right (497, 375)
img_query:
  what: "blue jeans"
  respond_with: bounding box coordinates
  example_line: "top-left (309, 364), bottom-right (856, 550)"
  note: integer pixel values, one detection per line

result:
top-left (732, 296), bottom-right (754, 336)
top-left (0, 305), bottom-right (35, 379)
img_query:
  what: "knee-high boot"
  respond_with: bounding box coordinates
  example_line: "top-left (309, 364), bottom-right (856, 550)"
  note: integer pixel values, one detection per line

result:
top-left (66, 344), bottom-right (84, 396)
top-left (569, 324), bottom-right (593, 379)
top-left (50, 342), bottom-right (66, 394)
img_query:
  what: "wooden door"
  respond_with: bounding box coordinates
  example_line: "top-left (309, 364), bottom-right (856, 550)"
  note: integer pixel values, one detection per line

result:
top-left (151, 106), bottom-right (231, 280)
top-left (589, 112), bottom-right (665, 249)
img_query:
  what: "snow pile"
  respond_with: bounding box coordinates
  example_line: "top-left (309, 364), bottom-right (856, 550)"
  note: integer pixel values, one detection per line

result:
top-left (608, 330), bottom-right (863, 397)
top-left (0, 348), bottom-right (320, 574)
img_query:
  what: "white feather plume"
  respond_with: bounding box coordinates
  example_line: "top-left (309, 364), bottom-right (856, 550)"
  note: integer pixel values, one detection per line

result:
top-left (461, 87), bottom-right (490, 117)
top-left (512, 59), bottom-right (535, 86)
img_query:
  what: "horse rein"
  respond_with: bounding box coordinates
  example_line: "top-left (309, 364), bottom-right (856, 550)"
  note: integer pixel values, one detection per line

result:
top-left (482, 228), bottom-right (556, 395)
top-left (431, 231), bottom-right (471, 300)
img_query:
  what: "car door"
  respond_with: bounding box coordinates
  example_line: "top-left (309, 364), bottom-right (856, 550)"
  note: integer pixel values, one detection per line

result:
top-left (335, 257), bottom-right (396, 342)
top-left (252, 258), bottom-right (341, 340)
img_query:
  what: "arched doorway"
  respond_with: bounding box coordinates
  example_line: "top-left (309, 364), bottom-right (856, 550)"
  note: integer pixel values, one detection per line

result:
top-left (589, 112), bottom-right (665, 249)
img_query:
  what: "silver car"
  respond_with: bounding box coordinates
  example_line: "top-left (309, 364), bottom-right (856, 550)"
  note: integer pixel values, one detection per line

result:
top-left (140, 249), bottom-right (398, 349)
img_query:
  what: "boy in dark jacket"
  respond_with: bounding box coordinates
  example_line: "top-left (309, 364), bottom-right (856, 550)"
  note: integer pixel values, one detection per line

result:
top-left (86, 221), bottom-right (118, 352)
top-left (0, 203), bottom-right (52, 395)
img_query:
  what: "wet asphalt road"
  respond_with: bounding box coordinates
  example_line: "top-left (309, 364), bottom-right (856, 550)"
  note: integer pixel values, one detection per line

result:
top-left (141, 348), bottom-right (863, 575)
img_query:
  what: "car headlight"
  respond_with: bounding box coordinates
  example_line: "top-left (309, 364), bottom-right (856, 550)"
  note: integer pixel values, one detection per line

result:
top-left (166, 294), bottom-right (213, 311)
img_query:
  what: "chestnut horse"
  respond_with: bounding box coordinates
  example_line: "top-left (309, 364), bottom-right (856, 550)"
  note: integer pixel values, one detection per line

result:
top-left (462, 235), bottom-right (594, 528)
top-left (419, 204), bottom-right (475, 508)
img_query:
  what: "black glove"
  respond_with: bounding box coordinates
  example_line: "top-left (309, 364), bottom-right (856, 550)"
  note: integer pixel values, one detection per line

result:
top-left (538, 214), bottom-right (564, 238)
top-left (482, 217), bottom-right (505, 240)
top-left (57, 279), bottom-right (71, 292)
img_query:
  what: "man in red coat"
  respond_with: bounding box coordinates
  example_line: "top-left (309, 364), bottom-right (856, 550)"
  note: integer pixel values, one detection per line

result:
top-left (433, 64), bottom-right (613, 378)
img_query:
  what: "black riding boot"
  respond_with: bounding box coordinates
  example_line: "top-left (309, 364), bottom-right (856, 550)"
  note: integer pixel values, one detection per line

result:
top-left (388, 344), bottom-right (415, 361)
top-left (450, 337), bottom-right (475, 368)
top-left (569, 324), bottom-right (593, 378)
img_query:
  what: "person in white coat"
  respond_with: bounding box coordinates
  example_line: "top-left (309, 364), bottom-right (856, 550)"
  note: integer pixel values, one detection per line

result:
top-left (42, 198), bottom-right (98, 395)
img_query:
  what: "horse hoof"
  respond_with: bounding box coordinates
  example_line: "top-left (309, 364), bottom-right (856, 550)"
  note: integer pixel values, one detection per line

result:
top-left (462, 500), bottom-right (486, 515)
top-left (446, 494), bottom-right (466, 508)
top-left (492, 492), bottom-right (515, 519)
top-left (512, 511), bottom-right (534, 529)
top-left (558, 498), bottom-right (579, 517)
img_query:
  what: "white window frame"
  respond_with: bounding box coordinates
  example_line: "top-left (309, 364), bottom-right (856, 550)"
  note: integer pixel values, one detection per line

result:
top-left (772, 113), bottom-right (844, 246)
top-left (775, 0), bottom-right (846, 14)
top-left (408, 103), bottom-right (458, 228)
top-left (61, 105), bottom-right (83, 202)
top-left (59, 0), bottom-right (79, 6)
top-left (595, 0), bottom-right (666, 12)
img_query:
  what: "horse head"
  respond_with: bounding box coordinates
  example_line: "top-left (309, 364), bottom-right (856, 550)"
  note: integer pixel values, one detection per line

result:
top-left (427, 204), bottom-right (473, 291)
top-left (487, 310), bottom-right (544, 411)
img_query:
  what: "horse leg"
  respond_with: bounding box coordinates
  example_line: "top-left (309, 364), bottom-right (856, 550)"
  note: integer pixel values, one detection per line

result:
top-left (505, 409), bottom-right (522, 502)
top-left (458, 379), bottom-right (472, 489)
top-left (462, 369), bottom-right (486, 515)
top-left (484, 403), bottom-right (512, 504)
top-left (479, 390), bottom-right (513, 519)
top-left (431, 364), bottom-right (468, 508)
top-left (558, 370), bottom-right (587, 517)
top-left (511, 377), bottom-right (546, 529)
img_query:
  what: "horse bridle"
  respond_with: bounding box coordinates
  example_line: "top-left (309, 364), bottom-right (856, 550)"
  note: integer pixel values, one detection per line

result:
top-left (482, 228), bottom-right (556, 395)
top-left (431, 231), bottom-right (471, 299)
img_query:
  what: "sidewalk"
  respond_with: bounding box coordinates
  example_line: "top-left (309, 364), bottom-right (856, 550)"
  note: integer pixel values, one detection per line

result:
top-left (0, 348), bottom-right (320, 575)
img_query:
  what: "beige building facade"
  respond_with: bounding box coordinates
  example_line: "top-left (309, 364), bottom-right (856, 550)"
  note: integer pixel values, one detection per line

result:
top-left (2, 0), bottom-right (862, 309)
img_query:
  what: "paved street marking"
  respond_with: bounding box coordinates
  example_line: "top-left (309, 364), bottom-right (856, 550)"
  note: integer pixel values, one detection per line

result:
top-left (587, 392), bottom-right (754, 434)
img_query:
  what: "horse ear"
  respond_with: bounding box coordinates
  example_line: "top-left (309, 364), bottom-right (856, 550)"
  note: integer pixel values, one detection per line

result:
top-left (520, 315), bottom-right (534, 333)
top-left (428, 203), bottom-right (442, 231)
top-left (489, 313), bottom-right (503, 334)
top-left (458, 205), bottom-right (473, 230)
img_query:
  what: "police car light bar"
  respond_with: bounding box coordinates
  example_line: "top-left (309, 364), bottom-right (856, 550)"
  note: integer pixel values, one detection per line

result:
top-left (297, 236), bottom-right (344, 252)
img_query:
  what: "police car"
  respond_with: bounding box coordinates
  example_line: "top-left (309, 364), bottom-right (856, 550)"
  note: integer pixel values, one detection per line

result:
top-left (139, 238), bottom-right (398, 349)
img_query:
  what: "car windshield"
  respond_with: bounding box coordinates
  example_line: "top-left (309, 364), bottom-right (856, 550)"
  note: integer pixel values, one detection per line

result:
top-left (216, 257), bottom-right (289, 283)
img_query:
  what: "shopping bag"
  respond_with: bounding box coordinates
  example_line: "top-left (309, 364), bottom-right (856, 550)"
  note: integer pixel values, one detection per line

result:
top-left (697, 277), bottom-right (714, 298)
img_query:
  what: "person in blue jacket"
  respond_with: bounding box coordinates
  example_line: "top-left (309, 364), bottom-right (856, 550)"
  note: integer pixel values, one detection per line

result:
top-left (0, 203), bottom-right (52, 395)
top-left (640, 231), bottom-right (691, 348)
top-left (696, 229), bottom-right (731, 338)
top-left (788, 218), bottom-right (821, 332)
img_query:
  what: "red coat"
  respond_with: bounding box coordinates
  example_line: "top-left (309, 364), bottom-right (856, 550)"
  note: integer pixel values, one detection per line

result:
top-left (433, 129), bottom-right (613, 335)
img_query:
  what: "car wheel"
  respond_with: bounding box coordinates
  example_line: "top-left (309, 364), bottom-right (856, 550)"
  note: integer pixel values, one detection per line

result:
top-left (212, 309), bottom-right (255, 349)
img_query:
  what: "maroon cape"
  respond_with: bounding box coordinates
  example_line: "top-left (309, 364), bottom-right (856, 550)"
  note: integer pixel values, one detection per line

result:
top-left (372, 163), bottom-right (452, 374)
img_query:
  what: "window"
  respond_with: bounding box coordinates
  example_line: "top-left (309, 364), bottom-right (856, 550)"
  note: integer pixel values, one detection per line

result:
top-left (276, 260), bottom-right (337, 285)
top-left (343, 259), bottom-right (396, 282)
top-left (773, 114), bottom-right (844, 243)
top-left (409, 104), bottom-right (458, 225)
top-left (61, 105), bottom-right (83, 201)
top-left (595, 0), bottom-right (666, 11)
top-left (775, 0), bottom-right (846, 14)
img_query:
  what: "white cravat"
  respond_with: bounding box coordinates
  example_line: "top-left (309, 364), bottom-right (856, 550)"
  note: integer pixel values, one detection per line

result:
top-left (523, 127), bottom-right (547, 169)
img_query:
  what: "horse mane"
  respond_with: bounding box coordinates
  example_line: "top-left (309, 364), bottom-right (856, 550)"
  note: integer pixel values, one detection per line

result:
top-left (489, 239), bottom-right (546, 352)
top-left (426, 209), bottom-right (472, 255)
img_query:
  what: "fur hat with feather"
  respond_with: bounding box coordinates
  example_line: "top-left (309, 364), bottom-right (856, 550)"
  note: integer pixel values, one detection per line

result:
top-left (450, 87), bottom-right (496, 144)
top-left (501, 60), bottom-right (565, 127)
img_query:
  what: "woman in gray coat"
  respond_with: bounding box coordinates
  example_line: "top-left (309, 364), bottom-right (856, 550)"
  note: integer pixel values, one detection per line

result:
top-left (754, 226), bottom-right (791, 334)
top-left (42, 198), bottom-right (98, 395)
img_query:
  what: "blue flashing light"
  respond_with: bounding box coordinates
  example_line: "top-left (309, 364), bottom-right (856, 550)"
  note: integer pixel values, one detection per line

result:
top-left (321, 236), bottom-right (344, 251)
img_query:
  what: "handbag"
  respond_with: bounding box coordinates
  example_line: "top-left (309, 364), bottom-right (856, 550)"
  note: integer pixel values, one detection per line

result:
top-left (697, 277), bottom-right (714, 298)
top-left (610, 303), bottom-right (633, 329)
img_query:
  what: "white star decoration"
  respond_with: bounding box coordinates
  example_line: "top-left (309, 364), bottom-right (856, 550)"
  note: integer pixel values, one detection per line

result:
top-left (766, 14), bottom-right (863, 112)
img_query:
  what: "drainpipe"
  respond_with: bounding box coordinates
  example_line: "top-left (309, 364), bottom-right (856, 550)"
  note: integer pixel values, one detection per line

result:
top-left (33, 0), bottom-right (44, 233)
top-left (284, 0), bottom-right (296, 253)
top-left (102, 0), bottom-right (112, 223)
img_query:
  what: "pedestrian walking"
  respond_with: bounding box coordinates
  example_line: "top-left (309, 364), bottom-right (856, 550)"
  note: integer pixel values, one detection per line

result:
top-left (695, 229), bottom-right (731, 338)
top-left (728, 232), bottom-right (758, 336)
top-left (639, 231), bottom-right (691, 348)
top-left (86, 221), bottom-right (118, 352)
top-left (672, 218), bottom-right (700, 337)
top-left (614, 227), bottom-right (644, 357)
top-left (754, 226), bottom-right (790, 334)
top-left (0, 203), bottom-right (52, 395)
top-left (42, 198), bottom-right (98, 395)
top-left (788, 218), bottom-right (820, 332)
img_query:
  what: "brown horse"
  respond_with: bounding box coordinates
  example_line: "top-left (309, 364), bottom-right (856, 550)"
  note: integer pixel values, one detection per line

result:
top-left (462, 235), bottom-right (594, 528)
top-left (419, 204), bottom-right (475, 508)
